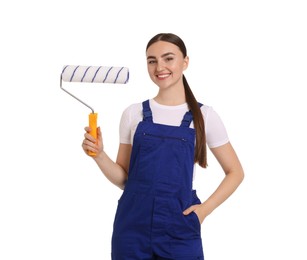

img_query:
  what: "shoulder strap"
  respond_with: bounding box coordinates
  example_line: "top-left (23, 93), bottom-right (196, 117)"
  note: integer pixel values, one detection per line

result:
top-left (142, 100), bottom-right (153, 122)
top-left (180, 111), bottom-right (193, 127)
top-left (180, 102), bottom-right (203, 127)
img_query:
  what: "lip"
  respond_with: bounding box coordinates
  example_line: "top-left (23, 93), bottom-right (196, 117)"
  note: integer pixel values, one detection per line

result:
top-left (156, 73), bottom-right (171, 80)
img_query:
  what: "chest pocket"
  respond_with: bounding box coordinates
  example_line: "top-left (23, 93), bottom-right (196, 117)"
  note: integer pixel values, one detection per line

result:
top-left (134, 132), bottom-right (188, 184)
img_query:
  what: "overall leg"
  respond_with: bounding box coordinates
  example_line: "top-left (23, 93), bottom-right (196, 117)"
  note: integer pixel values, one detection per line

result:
top-left (112, 191), bottom-right (154, 260)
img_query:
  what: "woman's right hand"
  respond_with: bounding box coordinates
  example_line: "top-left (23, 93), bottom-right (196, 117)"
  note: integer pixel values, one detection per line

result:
top-left (82, 126), bottom-right (104, 157)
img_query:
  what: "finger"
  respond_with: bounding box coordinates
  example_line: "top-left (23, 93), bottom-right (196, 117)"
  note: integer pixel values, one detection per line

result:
top-left (82, 139), bottom-right (89, 149)
top-left (83, 139), bottom-right (98, 154)
top-left (84, 132), bottom-right (96, 142)
top-left (83, 138), bottom-right (96, 148)
top-left (97, 127), bottom-right (102, 139)
top-left (183, 206), bottom-right (195, 215)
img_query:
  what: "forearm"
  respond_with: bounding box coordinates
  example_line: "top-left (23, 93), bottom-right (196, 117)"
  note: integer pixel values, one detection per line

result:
top-left (93, 151), bottom-right (128, 190)
top-left (201, 170), bottom-right (244, 217)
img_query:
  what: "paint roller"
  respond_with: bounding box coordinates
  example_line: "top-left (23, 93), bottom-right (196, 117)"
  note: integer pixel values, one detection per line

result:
top-left (60, 65), bottom-right (129, 156)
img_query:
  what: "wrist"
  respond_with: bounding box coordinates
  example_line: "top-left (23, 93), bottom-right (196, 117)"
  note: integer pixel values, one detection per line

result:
top-left (92, 150), bottom-right (106, 161)
top-left (200, 200), bottom-right (215, 218)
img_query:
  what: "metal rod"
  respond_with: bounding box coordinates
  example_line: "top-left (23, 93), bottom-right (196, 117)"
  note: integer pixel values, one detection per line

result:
top-left (60, 75), bottom-right (95, 113)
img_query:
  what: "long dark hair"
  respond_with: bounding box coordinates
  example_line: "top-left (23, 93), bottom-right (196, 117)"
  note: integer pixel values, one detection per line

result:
top-left (146, 33), bottom-right (207, 168)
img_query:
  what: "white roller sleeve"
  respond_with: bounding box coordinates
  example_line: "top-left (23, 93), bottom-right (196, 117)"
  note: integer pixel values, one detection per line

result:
top-left (61, 65), bottom-right (129, 84)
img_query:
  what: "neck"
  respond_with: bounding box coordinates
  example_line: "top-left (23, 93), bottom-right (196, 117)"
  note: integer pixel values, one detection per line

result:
top-left (155, 86), bottom-right (186, 106)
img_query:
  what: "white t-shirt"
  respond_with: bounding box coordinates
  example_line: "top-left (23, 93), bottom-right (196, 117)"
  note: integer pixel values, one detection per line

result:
top-left (119, 99), bottom-right (229, 148)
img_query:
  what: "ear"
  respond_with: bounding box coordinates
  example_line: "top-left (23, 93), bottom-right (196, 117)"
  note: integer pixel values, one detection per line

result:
top-left (183, 56), bottom-right (189, 71)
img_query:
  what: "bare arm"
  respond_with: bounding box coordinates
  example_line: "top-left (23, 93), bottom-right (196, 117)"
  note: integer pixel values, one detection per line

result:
top-left (183, 142), bottom-right (244, 223)
top-left (82, 127), bottom-right (131, 190)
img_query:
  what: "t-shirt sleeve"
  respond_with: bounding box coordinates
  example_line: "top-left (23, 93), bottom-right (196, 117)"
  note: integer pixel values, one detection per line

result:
top-left (119, 103), bottom-right (143, 144)
top-left (119, 106), bottom-right (132, 144)
top-left (204, 106), bottom-right (230, 148)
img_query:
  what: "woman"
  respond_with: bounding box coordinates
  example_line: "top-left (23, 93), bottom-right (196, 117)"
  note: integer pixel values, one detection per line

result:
top-left (82, 33), bottom-right (244, 260)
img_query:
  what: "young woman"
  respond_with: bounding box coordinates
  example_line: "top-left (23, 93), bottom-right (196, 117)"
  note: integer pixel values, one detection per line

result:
top-left (82, 33), bottom-right (244, 260)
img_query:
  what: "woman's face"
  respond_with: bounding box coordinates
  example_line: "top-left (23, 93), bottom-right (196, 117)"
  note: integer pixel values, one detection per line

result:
top-left (146, 41), bottom-right (189, 90)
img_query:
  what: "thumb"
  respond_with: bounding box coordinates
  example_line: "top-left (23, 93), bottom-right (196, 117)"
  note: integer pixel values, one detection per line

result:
top-left (183, 206), bottom-right (195, 215)
top-left (97, 126), bottom-right (102, 139)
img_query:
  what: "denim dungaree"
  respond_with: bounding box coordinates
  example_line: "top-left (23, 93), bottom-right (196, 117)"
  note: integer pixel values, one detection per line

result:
top-left (112, 100), bottom-right (204, 259)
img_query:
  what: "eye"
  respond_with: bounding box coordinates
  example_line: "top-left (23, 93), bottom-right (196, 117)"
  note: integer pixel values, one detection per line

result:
top-left (165, 57), bottom-right (174, 62)
top-left (148, 60), bottom-right (156, 64)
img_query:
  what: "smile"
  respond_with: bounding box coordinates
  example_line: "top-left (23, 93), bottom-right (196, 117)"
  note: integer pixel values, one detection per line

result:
top-left (156, 73), bottom-right (171, 79)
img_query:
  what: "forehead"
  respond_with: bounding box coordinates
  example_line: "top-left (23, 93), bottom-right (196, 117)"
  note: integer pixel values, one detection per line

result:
top-left (146, 41), bottom-right (181, 57)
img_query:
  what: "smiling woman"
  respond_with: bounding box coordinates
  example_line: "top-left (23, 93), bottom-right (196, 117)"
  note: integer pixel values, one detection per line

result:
top-left (81, 33), bottom-right (244, 260)
top-left (1, 0), bottom-right (306, 259)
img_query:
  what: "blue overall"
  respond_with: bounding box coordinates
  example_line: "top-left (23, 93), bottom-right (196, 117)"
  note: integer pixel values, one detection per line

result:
top-left (112, 100), bottom-right (204, 259)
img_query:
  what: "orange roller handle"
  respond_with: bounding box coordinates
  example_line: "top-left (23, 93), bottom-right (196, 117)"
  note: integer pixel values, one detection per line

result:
top-left (88, 112), bottom-right (98, 156)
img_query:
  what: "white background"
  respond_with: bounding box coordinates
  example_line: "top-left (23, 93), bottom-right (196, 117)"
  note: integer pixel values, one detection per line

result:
top-left (1, 0), bottom-right (306, 259)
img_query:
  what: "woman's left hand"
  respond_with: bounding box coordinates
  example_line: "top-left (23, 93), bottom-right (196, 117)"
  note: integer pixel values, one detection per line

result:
top-left (183, 204), bottom-right (207, 224)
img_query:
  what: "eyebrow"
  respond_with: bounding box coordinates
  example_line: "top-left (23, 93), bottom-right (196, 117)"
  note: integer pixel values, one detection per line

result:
top-left (147, 52), bottom-right (175, 60)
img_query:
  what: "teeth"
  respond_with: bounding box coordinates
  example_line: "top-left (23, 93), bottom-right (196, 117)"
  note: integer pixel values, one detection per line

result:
top-left (157, 74), bottom-right (169, 78)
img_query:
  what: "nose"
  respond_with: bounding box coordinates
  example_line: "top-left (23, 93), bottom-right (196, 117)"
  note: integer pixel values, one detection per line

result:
top-left (156, 60), bottom-right (164, 72)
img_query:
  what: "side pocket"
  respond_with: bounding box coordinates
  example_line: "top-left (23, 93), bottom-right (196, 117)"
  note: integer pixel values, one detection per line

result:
top-left (191, 210), bottom-right (201, 231)
top-left (169, 198), bottom-right (201, 240)
top-left (113, 191), bottom-right (128, 230)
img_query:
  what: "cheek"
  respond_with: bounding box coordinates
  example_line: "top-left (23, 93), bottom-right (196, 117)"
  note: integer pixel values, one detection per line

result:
top-left (147, 66), bottom-right (156, 76)
top-left (177, 64), bottom-right (187, 73)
